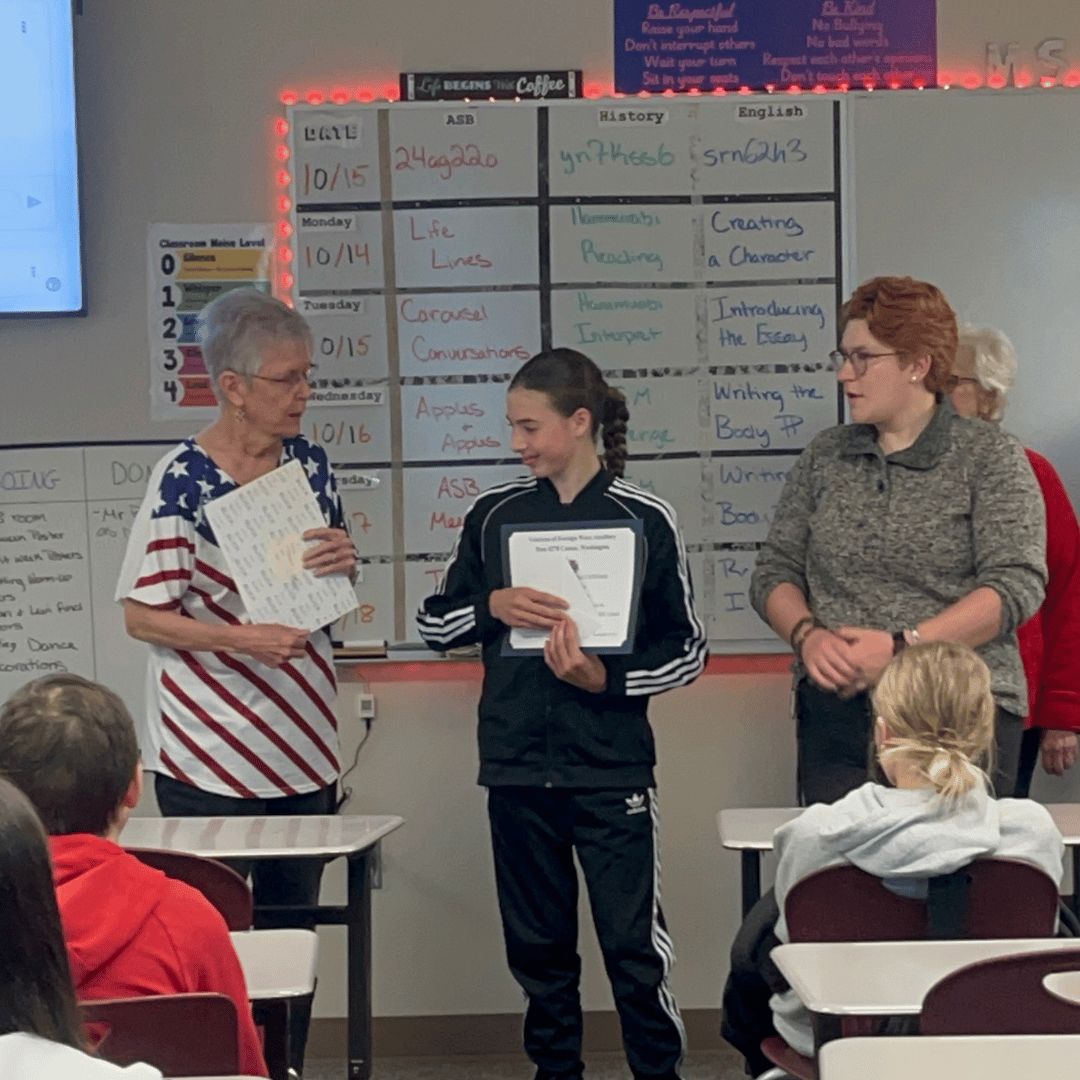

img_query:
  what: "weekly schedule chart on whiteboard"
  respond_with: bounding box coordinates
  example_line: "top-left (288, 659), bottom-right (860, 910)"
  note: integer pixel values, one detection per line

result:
top-left (290, 96), bottom-right (845, 646)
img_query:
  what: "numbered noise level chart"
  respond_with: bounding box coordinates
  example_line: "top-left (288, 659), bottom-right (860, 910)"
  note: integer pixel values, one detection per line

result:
top-left (148, 224), bottom-right (275, 421)
top-left (284, 97), bottom-right (847, 649)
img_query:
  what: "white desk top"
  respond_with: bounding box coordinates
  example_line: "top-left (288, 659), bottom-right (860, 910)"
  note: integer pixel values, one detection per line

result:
top-left (717, 807), bottom-right (800, 849)
top-left (121, 814), bottom-right (403, 859)
top-left (1043, 970), bottom-right (1080, 1006)
top-left (818, 1034), bottom-right (1080, 1079)
top-left (717, 803), bottom-right (1080, 851)
top-left (772, 938), bottom-right (1080, 1016)
top-left (230, 928), bottom-right (317, 1000)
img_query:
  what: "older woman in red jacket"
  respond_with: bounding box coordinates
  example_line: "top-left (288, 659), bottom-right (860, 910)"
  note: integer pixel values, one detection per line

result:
top-left (952, 326), bottom-right (1080, 794)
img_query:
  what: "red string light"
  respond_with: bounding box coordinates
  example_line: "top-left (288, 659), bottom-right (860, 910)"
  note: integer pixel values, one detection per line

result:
top-left (279, 247), bottom-right (294, 263)
top-left (383, 84), bottom-right (400, 101)
top-left (637, 89), bottom-right (651, 97)
top-left (275, 144), bottom-right (290, 161)
top-left (280, 90), bottom-right (298, 106)
top-left (988, 74), bottom-right (1007, 89)
top-left (278, 221), bottom-right (293, 238)
top-left (306, 90), bottom-right (325, 105)
top-left (280, 273), bottom-right (294, 290)
top-left (787, 84), bottom-right (802, 95)
top-left (332, 88), bottom-right (350, 104)
top-left (356, 87), bottom-right (376, 103)
top-left (711, 87), bottom-right (727, 95)
top-left (1041, 76), bottom-right (1056, 88)
top-left (274, 118), bottom-right (290, 136)
top-left (1065, 72), bottom-right (1080, 88)
top-left (584, 83), bottom-right (602, 99)
top-left (278, 196), bottom-right (292, 213)
top-left (276, 170), bottom-right (291, 187)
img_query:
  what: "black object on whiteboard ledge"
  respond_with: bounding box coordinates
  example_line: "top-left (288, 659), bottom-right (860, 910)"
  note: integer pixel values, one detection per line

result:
top-left (400, 70), bottom-right (583, 101)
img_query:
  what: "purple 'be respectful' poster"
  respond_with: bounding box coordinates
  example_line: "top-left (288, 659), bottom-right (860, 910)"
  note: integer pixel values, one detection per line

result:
top-left (614, 1), bottom-right (937, 94)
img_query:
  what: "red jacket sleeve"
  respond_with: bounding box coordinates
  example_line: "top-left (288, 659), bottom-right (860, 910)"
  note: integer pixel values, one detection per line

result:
top-left (1021, 450), bottom-right (1080, 732)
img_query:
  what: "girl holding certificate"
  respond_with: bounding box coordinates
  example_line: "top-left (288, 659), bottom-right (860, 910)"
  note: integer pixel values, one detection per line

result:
top-left (418, 348), bottom-right (707, 1080)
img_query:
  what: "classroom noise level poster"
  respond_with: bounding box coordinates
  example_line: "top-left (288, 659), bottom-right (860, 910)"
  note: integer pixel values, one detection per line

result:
top-left (614, 1), bottom-right (937, 95)
top-left (148, 223), bottom-right (274, 422)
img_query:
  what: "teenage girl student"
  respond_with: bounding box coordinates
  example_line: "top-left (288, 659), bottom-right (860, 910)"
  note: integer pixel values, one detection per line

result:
top-left (417, 348), bottom-right (707, 1080)
top-left (721, 641), bottom-right (1064, 1076)
top-left (0, 776), bottom-right (161, 1079)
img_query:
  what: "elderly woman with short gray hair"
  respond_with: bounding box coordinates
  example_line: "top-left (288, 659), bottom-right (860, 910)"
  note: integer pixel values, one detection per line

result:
top-left (116, 289), bottom-right (354, 1065)
top-left (951, 325), bottom-right (1080, 794)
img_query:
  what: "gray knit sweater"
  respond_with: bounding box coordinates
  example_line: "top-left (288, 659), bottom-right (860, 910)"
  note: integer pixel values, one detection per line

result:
top-left (750, 399), bottom-right (1047, 715)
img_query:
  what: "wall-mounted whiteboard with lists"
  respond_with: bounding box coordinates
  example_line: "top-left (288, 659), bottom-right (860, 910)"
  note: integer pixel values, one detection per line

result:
top-left (287, 96), bottom-right (846, 649)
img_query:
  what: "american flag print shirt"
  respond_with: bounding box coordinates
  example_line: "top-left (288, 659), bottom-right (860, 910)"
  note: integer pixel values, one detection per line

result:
top-left (118, 437), bottom-right (344, 799)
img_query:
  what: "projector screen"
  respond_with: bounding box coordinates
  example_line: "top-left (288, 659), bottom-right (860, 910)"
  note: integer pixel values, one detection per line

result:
top-left (0, 0), bottom-right (85, 317)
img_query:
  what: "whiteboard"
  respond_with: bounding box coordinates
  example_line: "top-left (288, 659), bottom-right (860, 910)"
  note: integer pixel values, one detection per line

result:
top-left (284, 96), bottom-right (847, 648)
top-left (850, 89), bottom-right (1080, 505)
top-left (0, 444), bottom-right (170, 726)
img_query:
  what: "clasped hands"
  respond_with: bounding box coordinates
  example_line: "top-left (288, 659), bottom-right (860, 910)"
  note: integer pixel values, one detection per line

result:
top-left (801, 624), bottom-right (895, 696)
top-left (489, 587), bottom-right (607, 693)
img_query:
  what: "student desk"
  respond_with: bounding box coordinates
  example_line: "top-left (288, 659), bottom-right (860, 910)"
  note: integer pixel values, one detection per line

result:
top-left (717, 805), bottom-right (1080, 917)
top-left (817, 1033), bottom-right (1080, 1080)
top-left (771, 938), bottom-right (1080, 1051)
top-left (123, 814), bottom-right (403, 1080)
top-left (231, 928), bottom-right (318, 1080)
top-left (230, 928), bottom-right (317, 1000)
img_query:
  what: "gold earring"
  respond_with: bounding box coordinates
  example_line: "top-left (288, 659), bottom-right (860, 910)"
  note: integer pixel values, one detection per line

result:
top-left (234, 405), bottom-right (245, 422)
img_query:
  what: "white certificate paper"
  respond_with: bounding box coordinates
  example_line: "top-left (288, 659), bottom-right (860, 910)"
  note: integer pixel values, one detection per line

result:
top-left (503, 522), bottom-right (643, 654)
top-left (204, 459), bottom-right (359, 631)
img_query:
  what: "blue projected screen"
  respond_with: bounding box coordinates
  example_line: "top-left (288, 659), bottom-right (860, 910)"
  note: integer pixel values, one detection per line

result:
top-left (0, 0), bottom-right (85, 316)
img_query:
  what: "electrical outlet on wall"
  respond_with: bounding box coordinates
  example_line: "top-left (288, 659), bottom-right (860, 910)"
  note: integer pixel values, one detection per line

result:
top-left (358, 693), bottom-right (376, 720)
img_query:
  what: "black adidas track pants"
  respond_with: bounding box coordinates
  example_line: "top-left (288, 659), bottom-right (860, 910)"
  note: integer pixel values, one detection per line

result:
top-left (487, 786), bottom-right (684, 1080)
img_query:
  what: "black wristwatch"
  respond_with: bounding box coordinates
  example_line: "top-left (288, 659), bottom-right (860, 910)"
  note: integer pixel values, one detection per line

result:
top-left (892, 630), bottom-right (907, 655)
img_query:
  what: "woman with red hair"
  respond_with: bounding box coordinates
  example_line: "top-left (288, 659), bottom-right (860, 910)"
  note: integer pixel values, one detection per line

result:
top-left (750, 276), bottom-right (1047, 803)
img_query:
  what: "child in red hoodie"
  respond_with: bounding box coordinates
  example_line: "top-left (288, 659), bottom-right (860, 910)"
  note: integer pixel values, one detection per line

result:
top-left (0, 674), bottom-right (268, 1078)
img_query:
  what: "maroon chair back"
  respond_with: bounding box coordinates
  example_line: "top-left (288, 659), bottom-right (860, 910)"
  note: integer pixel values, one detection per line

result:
top-left (784, 857), bottom-right (1058, 943)
top-left (82, 992), bottom-right (240, 1077)
top-left (759, 857), bottom-right (1060, 1080)
top-left (921, 948), bottom-right (1080, 1036)
top-left (127, 847), bottom-right (253, 931)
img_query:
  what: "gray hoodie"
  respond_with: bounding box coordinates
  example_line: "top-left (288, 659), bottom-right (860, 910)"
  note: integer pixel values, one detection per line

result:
top-left (769, 782), bottom-right (1064, 1055)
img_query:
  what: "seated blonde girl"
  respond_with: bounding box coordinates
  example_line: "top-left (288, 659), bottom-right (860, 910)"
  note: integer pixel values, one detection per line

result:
top-left (770, 641), bottom-right (1064, 1058)
top-left (722, 642), bottom-right (1064, 1075)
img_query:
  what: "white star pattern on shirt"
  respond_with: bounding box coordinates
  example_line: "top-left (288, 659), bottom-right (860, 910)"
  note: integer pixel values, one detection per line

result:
top-left (197, 478), bottom-right (214, 497)
top-left (304, 458), bottom-right (321, 479)
top-left (167, 460), bottom-right (189, 479)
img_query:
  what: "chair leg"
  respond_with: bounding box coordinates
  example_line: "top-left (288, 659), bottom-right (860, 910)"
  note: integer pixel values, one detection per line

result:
top-left (255, 999), bottom-right (289, 1080)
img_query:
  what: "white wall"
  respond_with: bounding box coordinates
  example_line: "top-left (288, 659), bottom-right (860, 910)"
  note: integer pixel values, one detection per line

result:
top-left (5, 0), bottom-right (1080, 1022)
top-left (312, 668), bottom-right (793, 1017)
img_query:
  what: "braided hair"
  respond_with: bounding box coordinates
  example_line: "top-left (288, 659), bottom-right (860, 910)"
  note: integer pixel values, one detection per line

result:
top-left (509, 349), bottom-right (629, 477)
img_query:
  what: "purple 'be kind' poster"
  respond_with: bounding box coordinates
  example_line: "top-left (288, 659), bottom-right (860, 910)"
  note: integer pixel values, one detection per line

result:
top-left (614, 1), bottom-right (936, 94)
